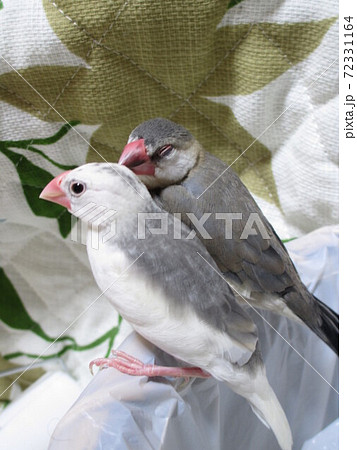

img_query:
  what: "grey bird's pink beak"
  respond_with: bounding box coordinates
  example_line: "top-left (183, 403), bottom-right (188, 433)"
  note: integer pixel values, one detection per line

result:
top-left (39, 170), bottom-right (72, 209)
top-left (119, 139), bottom-right (155, 176)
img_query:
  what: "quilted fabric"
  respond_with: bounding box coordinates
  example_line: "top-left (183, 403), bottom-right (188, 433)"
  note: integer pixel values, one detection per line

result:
top-left (0, 0), bottom-right (338, 401)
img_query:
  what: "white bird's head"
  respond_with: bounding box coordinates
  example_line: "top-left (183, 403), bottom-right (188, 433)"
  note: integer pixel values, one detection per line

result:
top-left (39, 163), bottom-right (151, 220)
top-left (119, 118), bottom-right (202, 189)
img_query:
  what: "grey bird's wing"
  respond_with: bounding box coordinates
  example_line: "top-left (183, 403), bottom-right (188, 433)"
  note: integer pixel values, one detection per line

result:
top-left (114, 209), bottom-right (259, 366)
top-left (154, 152), bottom-right (338, 354)
top-left (154, 152), bottom-right (299, 295)
top-left (108, 202), bottom-right (292, 450)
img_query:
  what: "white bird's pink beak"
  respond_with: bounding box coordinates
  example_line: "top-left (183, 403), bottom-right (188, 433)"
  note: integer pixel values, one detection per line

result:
top-left (39, 170), bottom-right (72, 209)
top-left (119, 139), bottom-right (156, 176)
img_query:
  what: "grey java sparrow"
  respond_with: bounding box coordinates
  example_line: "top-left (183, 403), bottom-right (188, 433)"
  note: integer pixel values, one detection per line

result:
top-left (119, 117), bottom-right (338, 355)
top-left (40, 163), bottom-right (293, 450)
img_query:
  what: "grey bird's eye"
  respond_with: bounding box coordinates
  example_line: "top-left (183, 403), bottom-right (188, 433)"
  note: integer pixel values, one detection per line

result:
top-left (70, 181), bottom-right (86, 196)
top-left (157, 145), bottom-right (174, 158)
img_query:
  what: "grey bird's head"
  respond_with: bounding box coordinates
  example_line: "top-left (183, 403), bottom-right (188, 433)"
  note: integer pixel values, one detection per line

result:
top-left (119, 118), bottom-right (201, 189)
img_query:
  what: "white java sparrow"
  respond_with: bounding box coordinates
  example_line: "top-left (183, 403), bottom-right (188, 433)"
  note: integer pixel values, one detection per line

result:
top-left (119, 118), bottom-right (339, 355)
top-left (40, 163), bottom-right (292, 450)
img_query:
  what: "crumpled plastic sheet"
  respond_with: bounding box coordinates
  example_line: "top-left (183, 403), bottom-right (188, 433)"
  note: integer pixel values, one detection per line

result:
top-left (301, 419), bottom-right (338, 450)
top-left (49, 226), bottom-right (339, 450)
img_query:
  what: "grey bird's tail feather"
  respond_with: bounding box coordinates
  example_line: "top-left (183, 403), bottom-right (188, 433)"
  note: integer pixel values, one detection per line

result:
top-left (311, 295), bottom-right (339, 355)
top-left (229, 369), bottom-right (293, 450)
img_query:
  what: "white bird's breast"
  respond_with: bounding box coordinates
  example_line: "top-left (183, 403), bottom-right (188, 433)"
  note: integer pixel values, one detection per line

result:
top-left (87, 244), bottom-right (158, 326)
top-left (86, 243), bottom-right (253, 372)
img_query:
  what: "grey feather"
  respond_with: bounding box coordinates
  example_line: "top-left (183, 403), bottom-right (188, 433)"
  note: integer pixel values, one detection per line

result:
top-left (108, 198), bottom-right (258, 365)
top-left (163, 152), bottom-right (338, 353)
top-left (127, 118), bottom-right (338, 355)
top-left (129, 117), bottom-right (193, 151)
top-left (156, 152), bottom-right (299, 295)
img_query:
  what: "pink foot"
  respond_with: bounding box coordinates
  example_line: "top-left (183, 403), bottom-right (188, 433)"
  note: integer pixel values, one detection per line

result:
top-left (89, 350), bottom-right (211, 380)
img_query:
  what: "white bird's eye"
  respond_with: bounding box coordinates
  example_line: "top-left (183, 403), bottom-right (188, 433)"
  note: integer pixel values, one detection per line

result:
top-left (70, 181), bottom-right (86, 196)
top-left (157, 145), bottom-right (174, 158)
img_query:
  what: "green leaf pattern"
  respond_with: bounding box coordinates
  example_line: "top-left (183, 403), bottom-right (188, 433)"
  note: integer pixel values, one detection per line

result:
top-left (0, 122), bottom-right (78, 237)
top-left (0, 1), bottom-right (336, 204)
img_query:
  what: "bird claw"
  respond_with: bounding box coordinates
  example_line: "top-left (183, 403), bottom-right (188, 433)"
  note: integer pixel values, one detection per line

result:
top-left (89, 358), bottom-right (109, 375)
top-left (89, 350), bottom-right (210, 380)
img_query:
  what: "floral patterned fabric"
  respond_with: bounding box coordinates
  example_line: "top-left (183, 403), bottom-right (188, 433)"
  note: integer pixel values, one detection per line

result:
top-left (0, 0), bottom-right (338, 401)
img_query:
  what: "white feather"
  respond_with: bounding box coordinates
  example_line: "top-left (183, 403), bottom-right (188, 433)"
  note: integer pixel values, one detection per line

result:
top-left (87, 241), bottom-right (253, 368)
top-left (87, 241), bottom-right (292, 450)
